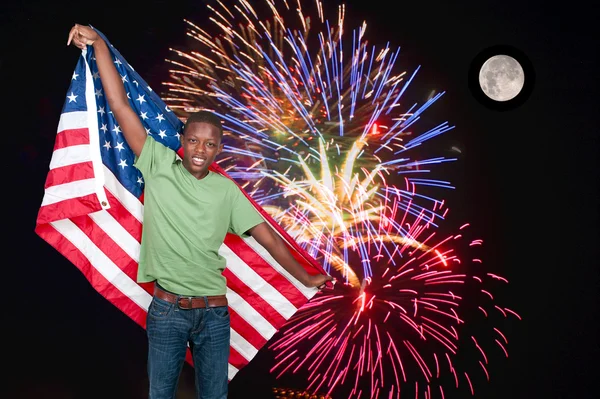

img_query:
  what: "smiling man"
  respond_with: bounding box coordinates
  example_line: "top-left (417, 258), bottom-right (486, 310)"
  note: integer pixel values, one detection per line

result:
top-left (67, 23), bottom-right (332, 399)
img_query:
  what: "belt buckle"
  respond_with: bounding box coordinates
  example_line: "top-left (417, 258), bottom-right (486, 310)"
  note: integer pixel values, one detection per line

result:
top-left (178, 296), bottom-right (193, 309)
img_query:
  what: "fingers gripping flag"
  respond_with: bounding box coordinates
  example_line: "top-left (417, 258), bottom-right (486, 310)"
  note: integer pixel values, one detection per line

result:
top-left (35, 26), bottom-right (330, 380)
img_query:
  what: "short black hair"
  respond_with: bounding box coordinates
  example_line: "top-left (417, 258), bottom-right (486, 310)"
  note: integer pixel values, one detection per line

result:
top-left (183, 110), bottom-right (223, 138)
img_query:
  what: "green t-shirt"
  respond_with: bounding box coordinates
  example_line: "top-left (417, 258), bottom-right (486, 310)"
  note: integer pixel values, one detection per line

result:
top-left (133, 136), bottom-right (265, 296)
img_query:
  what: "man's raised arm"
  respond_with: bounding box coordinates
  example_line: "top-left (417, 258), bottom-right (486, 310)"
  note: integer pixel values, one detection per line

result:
top-left (68, 24), bottom-right (146, 157)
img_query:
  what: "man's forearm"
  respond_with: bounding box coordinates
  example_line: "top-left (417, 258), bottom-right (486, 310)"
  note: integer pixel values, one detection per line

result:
top-left (92, 39), bottom-right (128, 108)
top-left (266, 237), bottom-right (311, 285)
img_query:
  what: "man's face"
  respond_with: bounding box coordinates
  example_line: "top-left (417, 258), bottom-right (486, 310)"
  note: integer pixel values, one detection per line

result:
top-left (180, 122), bottom-right (223, 179)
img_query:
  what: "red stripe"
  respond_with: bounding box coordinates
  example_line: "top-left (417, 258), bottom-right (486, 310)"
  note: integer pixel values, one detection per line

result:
top-left (104, 190), bottom-right (143, 243)
top-left (70, 214), bottom-right (140, 283)
top-left (36, 193), bottom-right (103, 225)
top-left (44, 161), bottom-right (95, 188)
top-left (34, 223), bottom-right (148, 328)
top-left (224, 234), bottom-right (308, 309)
top-left (229, 307), bottom-right (268, 349)
top-left (228, 346), bottom-right (250, 371)
top-left (223, 268), bottom-right (287, 328)
top-left (55, 127), bottom-right (89, 150)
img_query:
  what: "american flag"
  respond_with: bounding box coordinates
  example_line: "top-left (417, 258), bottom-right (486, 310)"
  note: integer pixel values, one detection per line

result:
top-left (35, 27), bottom-right (330, 380)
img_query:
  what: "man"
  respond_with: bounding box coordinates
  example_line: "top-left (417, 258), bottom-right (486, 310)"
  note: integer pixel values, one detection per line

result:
top-left (67, 23), bottom-right (333, 399)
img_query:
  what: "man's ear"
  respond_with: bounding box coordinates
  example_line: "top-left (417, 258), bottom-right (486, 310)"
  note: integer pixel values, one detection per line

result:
top-left (217, 143), bottom-right (224, 155)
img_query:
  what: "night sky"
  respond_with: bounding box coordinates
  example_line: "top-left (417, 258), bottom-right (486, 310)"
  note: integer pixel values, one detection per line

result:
top-left (3, 0), bottom-right (598, 398)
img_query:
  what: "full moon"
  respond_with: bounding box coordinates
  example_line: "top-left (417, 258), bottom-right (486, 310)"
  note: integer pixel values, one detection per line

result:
top-left (478, 55), bottom-right (525, 102)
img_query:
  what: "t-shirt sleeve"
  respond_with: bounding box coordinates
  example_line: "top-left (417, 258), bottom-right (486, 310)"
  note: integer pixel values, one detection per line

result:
top-left (229, 183), bottom-right (265, 237)
top-left (133, 135), bottom-right (177, 178)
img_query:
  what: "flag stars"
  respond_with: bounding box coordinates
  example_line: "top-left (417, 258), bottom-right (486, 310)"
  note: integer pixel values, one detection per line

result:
top-left (115, 142), bottom-right (125, 152)
top-left (72, 72), bottom-right (79, 80)
top-left (114, 58), bottom-right (122, 65)
top-left (100, 123), bottom-right (108, 133)
top-left (95, 89), bottom-right (103, 98)
top-left (147, 86), bottom-right (153, 92)
top-left (136, 94), bottom-right (146, 105)
top-left (145, 127), bottom-right (152, 135)
top-left (158, 130), bottom-right (167, 139)
top-left (112, 125), bottom-right (121, 134)
top-left (103, 141), bottom-right (112, 150)
top-left (174, 132), bottom-right (180, 140)
top-left (156, 113), bottom-right (165, 122)
top-left (98, 106), bottom-right (106, 116)
top-left (133, 80), bottom-right (139, 87)
top-left (127, 92), bottom-right (131, 99)
top-left (137, 176), bottom-right (144, 185)
top-left (92, 71), bottom-right (100, 80)
top-left (121, 74), bottom-right (128, 83)
top-left (118, 159), bottom-right (128, 169)
top-left (140, 111), bottom-right (148, 120)
top-left (67, 92), bottom-right (78, 103)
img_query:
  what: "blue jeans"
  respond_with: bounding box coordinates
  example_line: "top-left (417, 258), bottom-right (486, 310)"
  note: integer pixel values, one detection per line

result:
top-left (146, 295), bottom-right (230, 399)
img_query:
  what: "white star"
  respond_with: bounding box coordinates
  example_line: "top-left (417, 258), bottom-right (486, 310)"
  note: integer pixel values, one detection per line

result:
top-left (100, 123), bottom-right (108, 133)
top-left (92, 71), bottom-right (100, 80)
top-left (145, 127), bottom-right (152, 135)
top-left (118, 159), bottom-right (128, 169)
top-left (140, 111), bottom-right (148, 120)
top-left (67, 92), bottom-right (77, 103)
top-left (126, 92), bottom-right (131, 99)
top-left (95, 89), bottom-right (103, 98)
top-left (158, 130), bottom-right (167, 139)
top-left (137, 176), bottom-right (144, 185)
top-left (114, 58), bottom-right (122, 65)
top-left (156, 113), bottom-right (165, 122)
top-left (175, 132), bottom-right (180, 140)
top-left (98, 106), bottom-right (106, 116)
top-left (133, 80), bottom-right (139, 87)
top-left (136, 94), bottom-right (146, 105)
top-left (147, 86), bottom-right (153, 92)
top-left (72, 72), bottom-right (78, 80)
top-left (121, 74), bottom-right (128, 83)
top-left (112, 125), bottom-right (121, 134)
top-left (103, 141), bottom-right (112, 150)
top-left (115, 142), bottom-right (125, 152)
top-left (165, 106), bottom-right (172, 113)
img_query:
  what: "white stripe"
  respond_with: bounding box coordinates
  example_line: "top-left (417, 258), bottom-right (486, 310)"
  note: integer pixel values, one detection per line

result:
top-left (226, 288), bottom-right (277, 340)
top-left (50, 218), bottom-right (152, 311)
top-left (89, 210), bottom-right (140, 262)
top-left (103, 166), bottom-right (144, 222)
top-left (41, 178), bottom-right (97, 206)
top-left (57, 110), bottom-right (88, 133)
top-left (49, 144), bottom-right (91, 170)
top-left (82, 48), bottom-right (109, 210)
top-left (230, 328), bottom-right (258, 362)
top-left (220, 243), bottom-right (298, 319)
top-left (243, 237), bottom-right (318, 300)
top-left (227, 364), bottom-right (239, 381)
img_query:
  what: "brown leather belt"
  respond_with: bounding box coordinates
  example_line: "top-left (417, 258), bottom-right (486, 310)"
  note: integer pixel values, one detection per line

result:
top-left (154, 285), bottom-right (228, 309)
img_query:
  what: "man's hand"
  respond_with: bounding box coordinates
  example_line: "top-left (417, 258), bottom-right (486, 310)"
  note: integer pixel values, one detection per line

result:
top-left (304, 273), bottom-right (335, 290)
top-left (67, 24), bottom-right (100, 49)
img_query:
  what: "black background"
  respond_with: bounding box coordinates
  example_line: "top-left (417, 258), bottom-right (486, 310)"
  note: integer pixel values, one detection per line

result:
top-left (2, 0), bottom-right (598, 398)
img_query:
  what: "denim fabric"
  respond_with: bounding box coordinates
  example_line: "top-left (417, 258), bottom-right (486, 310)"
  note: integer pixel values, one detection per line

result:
top-left (146, 296), bottom-right (230, 399)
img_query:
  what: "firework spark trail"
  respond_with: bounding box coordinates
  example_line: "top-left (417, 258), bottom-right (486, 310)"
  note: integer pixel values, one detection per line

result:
top-left (161, 0), bottom-right (519, 397)
top-left (266, 224), bottom-right (520, 398)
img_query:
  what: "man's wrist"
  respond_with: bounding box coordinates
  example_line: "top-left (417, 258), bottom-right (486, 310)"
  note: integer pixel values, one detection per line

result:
top-left (92, 38), bottom-right (106, 48)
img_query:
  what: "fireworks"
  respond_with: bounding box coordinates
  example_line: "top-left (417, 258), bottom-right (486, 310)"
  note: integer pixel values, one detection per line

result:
top-left (161, 0), bottom-right (520, 397)
top-left (163, 0), bottom-right (455, 281)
